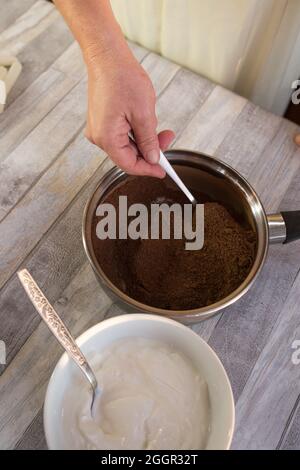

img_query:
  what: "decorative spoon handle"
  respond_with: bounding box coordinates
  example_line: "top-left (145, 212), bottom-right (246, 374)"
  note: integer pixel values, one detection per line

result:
top-left (17, 269), bottom-right (98, 391)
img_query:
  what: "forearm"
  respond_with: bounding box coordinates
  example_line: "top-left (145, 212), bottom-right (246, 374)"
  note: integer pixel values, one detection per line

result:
top-left (54, 0), bottom-right (171, 176)
top-left (53, 0), bottom-right (130, 66)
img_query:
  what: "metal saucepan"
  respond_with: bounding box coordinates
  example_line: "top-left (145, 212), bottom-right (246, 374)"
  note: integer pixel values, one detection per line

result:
top-left (83, 150), bottom-right (300, 324)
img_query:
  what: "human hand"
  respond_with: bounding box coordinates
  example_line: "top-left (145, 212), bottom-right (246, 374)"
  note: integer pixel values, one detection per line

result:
top-left (85, 47), bottom-right (175, 178)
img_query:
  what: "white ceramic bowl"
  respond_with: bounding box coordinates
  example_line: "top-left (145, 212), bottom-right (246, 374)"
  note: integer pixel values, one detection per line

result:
top-left (44, 314), bottom-right (235, 450)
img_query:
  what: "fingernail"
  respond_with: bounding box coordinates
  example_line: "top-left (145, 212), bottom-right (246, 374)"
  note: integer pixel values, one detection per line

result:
top-left (147, 150), bottom-right (159, 164)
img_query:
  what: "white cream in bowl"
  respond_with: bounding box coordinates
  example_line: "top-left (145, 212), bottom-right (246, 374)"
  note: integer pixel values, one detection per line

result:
top-left (44, 314), bottom-right (234, 450)
top-left (61, 337), bottom-right (210, 450)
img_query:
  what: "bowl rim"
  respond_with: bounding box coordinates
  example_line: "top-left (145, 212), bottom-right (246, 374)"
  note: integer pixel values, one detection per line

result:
top-left (82, 150), bottom-right (269, 322)
top-left (44, 313), bottom-right (235, 450)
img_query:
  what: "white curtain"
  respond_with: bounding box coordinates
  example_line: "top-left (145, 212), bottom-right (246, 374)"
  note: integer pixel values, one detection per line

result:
top-left (110, 0), bottom-right (300, 115)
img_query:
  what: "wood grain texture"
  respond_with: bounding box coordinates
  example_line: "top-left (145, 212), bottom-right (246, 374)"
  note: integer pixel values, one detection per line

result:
top-left (0, 42), bottom-right (85, 161)
top-left (0, 0), bottom-right (58, 56)
top-left (175, 85), bottom-right (247, 155)
top-left (0, 132), bottom-right (104, 289)
top-left (6, 15), bottom-right (74, 106)
top-left (15, 410), bottom-right (47, 450)
top-left (0, 164), bottom-right (107, 373)
top-left (157, 68), bottom-right (214, 137)
top-left (280, 398), bottom-right (300, 450)
top-left (0, 1), bottom-right (37, 34)
top-left (261, 166), bottom-right (300, 450)
top-left (214, 102), bottom-right (282, 174)
top-left (249, 119), bottom-right (300, 211)
top-left (0, 77), bottom-right (88, 220)
top-left (142, 52), bottom-right (180, 97)
top-left (231, 270), bottom-right (300, 449)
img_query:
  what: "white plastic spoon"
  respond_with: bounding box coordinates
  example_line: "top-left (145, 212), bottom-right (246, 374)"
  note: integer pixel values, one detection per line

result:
top-left (129, 133), bottom-right (197, 205)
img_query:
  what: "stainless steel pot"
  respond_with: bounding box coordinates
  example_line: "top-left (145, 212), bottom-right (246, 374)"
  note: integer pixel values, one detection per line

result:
top-left (83, 150), bottom-right (300, 324)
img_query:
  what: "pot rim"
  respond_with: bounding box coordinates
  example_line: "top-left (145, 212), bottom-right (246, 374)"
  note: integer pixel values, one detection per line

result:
top-left (82, 150), bottom-right (269, 323)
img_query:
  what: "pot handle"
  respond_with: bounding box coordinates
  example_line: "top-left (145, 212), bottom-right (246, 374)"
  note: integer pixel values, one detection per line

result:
top-left (268, 212), bottom-right (300, 244)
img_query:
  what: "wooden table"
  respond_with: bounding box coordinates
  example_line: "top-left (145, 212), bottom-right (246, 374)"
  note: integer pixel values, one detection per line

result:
top-left (1, 1), bottom-right (300, 451)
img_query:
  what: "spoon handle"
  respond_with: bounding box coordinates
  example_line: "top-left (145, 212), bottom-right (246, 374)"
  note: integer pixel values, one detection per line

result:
top-left (17, 269), bottom-right (97, 390)
top-left (158, 150), bottom-right (197, 205)
top-left (128, 132), bottom-right (197, 205)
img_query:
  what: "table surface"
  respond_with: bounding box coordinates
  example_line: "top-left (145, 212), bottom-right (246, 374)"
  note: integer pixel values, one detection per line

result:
top-left (1, 0), bottom-right (300, 451)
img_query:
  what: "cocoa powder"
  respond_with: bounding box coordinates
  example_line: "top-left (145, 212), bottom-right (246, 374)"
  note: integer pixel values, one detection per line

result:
top-left (91, 176), bottom-right (257, 310)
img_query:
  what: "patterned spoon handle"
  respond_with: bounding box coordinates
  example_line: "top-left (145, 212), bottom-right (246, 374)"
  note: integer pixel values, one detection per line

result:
top-left (17, 269), bottom-right (98, 391)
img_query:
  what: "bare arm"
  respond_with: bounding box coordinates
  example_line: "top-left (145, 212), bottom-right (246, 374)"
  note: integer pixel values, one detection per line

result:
top-left (54, 0), bottom-right (174, 177)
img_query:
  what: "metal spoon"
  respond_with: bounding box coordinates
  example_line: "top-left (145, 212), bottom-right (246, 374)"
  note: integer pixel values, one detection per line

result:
top-left (17, 269), bottom-right (101, 417)
top-left (128, 132), bottom-right (197, 205)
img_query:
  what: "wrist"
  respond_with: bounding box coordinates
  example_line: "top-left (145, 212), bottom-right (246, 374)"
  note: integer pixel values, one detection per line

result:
top-left (84, 33), bottom-right (135, 76)
top-left (84, 28), bottom-right (127, 63)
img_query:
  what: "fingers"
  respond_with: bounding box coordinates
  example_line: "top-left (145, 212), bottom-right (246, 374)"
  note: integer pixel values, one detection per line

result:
top-left (158, 129), bottom-right (175, 151)
top-left (115, 129), bottom-right (175, 177)
top-left (110, 141), bottom-right (166, 178)
top-left (131, 108), bottom-right (160, 165)
top-left (85, 119), bottom-right (174, 178)
top-left (130, 158), bottom-right (166, 178)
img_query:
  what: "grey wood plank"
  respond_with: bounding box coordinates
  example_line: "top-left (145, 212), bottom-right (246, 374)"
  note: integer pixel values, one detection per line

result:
top-left (128, 41), bottom-right (150, 63)
top-left (261, 165), bottom-right (300, 450)
top-left (0, 42), bottom-right (85, 161)
top-left (214, 102), bottom-right (282, 175)
top-left (231, 270), bottom-right (300, 449)
top-left (248, 118), bottom-right (300, 212)
top-left (0, 76), bottom-right (88, 220)
top-left (0, 0), bottom-right (36, 33)
top-left (280, 400), bottom-right (300, 450)
top-left (142, 52), bottom-right (180, 97)
top-left (208, 133), bottom-right (300, 449)
top-left (0, 131), bottom-right (104, 290)
top-left (0, 0), bottom-right (58, 56)
top-left (0, 163), bottom-right (107, 374)
top-left (0, 262), bottom-right (113, 449)
top-left (15, 410), bottom-right (47, 450)
top-left (207, 242), bottom-right (300, 401)
top-left (6, 15), bottom-right (73, 107)
top-left (157, 68), bottom-right (214, 138)
top-left (175, 85), bottom-right (247, 155)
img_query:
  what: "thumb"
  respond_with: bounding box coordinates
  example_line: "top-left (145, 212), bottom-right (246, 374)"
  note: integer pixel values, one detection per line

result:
top-left (131, 113), bottom-right (160, 165)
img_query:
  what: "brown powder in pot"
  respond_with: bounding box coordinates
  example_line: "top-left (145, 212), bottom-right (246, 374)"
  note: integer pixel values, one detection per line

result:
top-left (91, 176), bottom-right (257, 310)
